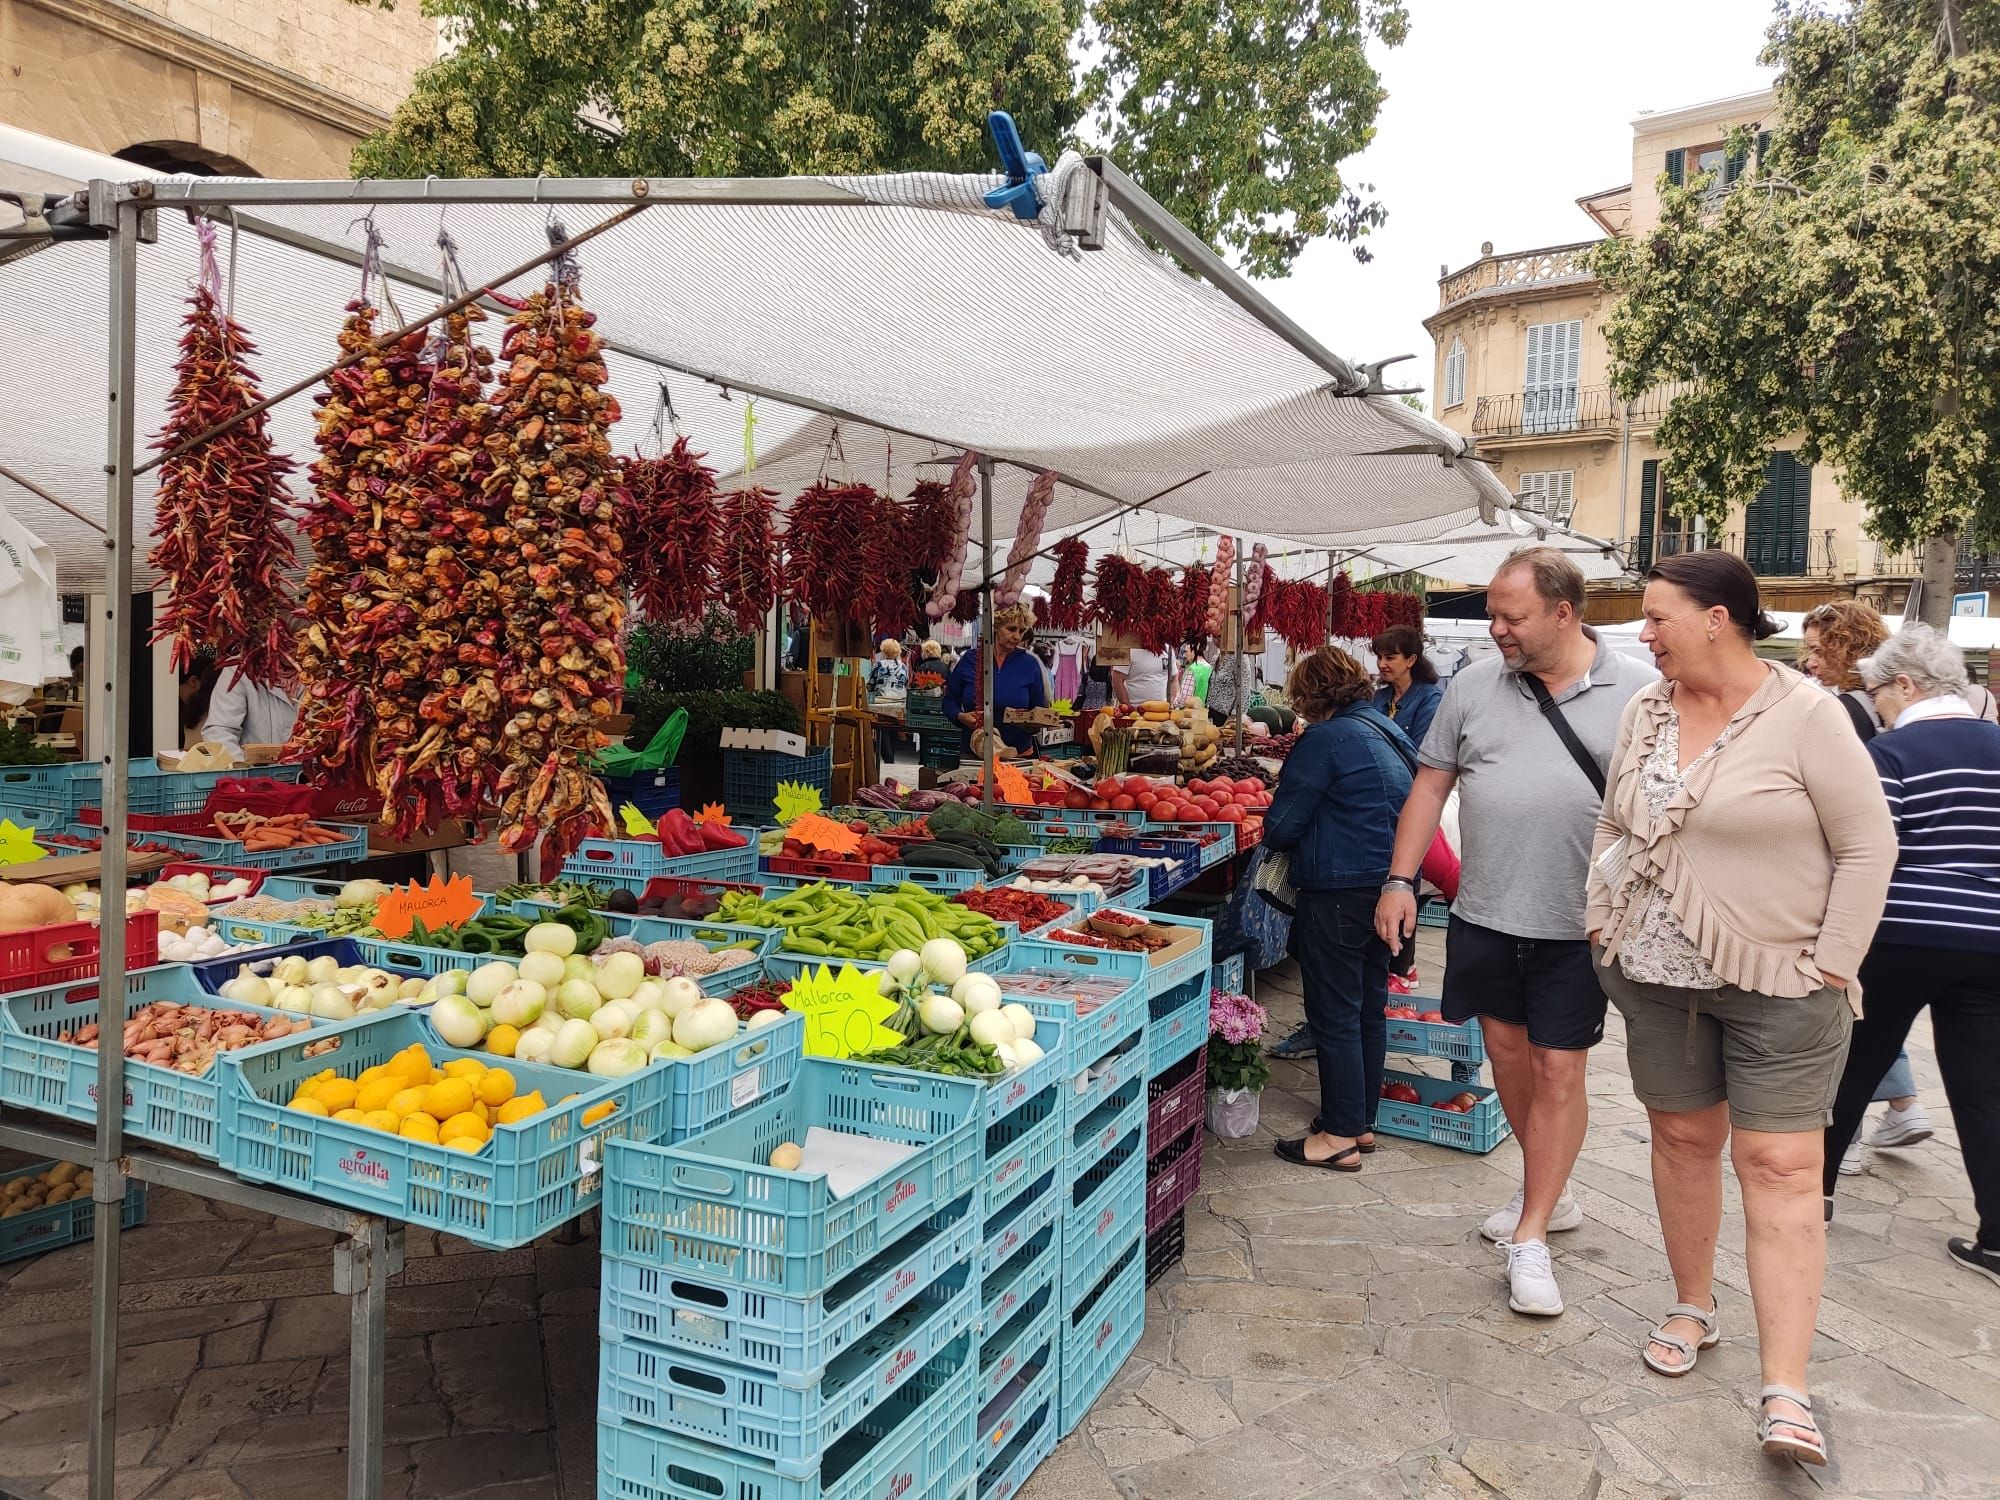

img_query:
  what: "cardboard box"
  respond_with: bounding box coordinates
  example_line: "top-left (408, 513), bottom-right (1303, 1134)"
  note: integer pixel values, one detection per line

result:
top-left (720, 727), bottom-right (811, 757)
top-left (1061, 914), bottom-right (1205, 969)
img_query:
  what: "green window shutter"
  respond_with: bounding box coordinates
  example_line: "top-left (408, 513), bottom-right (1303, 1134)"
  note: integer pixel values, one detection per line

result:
top-left (1636, 461), bottom-right (1658, 570)
top-left (1755, 130), bottom-right (1772, 166)
top-left (1665, 149), bottom-right (1686, 187)
top-left (1724, 145), bottom-right (1748, 185)
top-left (1745, 452), bottom-right (1810, 574)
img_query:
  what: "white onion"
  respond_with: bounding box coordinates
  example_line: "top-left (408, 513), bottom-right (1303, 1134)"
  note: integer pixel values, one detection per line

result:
top-left (431, 995), bottom-right (488, 1048)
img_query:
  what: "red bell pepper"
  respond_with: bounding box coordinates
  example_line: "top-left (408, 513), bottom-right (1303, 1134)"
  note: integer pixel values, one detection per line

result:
top-left (699, 821), bottom-right (747, 851)
top-left (659, 808), bottom-right (704, 855)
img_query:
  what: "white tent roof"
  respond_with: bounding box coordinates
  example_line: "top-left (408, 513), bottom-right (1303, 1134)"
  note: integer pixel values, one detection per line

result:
top-left (1, 126), bottom-right (1514, 589)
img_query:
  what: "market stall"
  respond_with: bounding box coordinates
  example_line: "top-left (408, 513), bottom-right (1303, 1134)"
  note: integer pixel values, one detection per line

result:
top-left (0, 129), bottom-right (1522, 1500)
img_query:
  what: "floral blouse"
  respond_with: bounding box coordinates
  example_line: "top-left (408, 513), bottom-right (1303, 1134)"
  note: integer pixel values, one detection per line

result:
top-left (1618, 708), bottom-right (1733, 988)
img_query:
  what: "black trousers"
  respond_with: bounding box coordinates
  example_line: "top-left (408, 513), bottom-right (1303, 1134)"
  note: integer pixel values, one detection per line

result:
top-left (1824, 940), bottom-right (2000, 1249)
top-left (1291, 887), bottom-right (1389, 1138)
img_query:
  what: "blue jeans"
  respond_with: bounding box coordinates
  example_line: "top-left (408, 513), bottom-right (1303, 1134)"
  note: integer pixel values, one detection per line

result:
top-left (1871, 1049), bottom-right (1916, 1104)
top-left (1290, 886), bottom-right (1389, 1138)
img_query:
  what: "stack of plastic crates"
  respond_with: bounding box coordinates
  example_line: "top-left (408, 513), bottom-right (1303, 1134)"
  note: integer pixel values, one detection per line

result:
top-left (723, 747), bottom-right (834, 825)
top-left (994, 941), bottom-right (1152, 1443)
top-left (1139, 918), bottom-right (1213, 1288)
top-left (597, 1058), bottom-right (987, 1500)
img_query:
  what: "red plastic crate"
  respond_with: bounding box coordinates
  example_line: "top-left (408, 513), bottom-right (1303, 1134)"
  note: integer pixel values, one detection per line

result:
top-left (761, 852), bottom-right (884, 882)
top-left (0, 911), bottom-right (160, 992)
top-left (632, 876), bottom-right (767, 916)
top-left (156, 863), bottom-right (268, 901)
top-left (1145, 1122), bottom-right (1202, 1233)
top-left (1146, 1044), bottom-right (1205, 1151)
top-left (79, 809), bottom-right (227, 834)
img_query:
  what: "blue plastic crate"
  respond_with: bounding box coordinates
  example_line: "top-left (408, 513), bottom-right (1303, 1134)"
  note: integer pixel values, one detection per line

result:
top-left (501, 904), bottom-right (780, 957)
top-left (1374, 1069), bottom-right (1511, 1155)
top-left (604, 769), bottom-right (682, 822)
top-left (1066, 1076), bottom-right (1144, 1181)
top-left (600, 1263), bottom-right (978, 1474)
top-left (1023, 1004), bottom-right (1143, 1134)
top-left (1058, 1236), bottom-right (1145, 1436)
top-left (979, 1212), bottom-right (1057, 1356)
top-left (599, 1195), bottom-right (978, 1386)
top-left (0, 966), bottom-right (356, 1160)
top-left (1147, 974), bottom-right (1209, 1077)
top-left (0, 762), bottom-right (102, 821)
top-left (1062, 1121), bottom-right (1145, 1306)
top-left (1210, 951), bottom-right (1247, 995)
top-left (764, 940), bottom-right (1011, 987)
top-left (977, 1262), bottom-right (1057, 1417)
top-left (976, 1382), bottom-right (1056, 1500)
top-left (1092, 836), bottom-right (1203, 902)
top-left (188, 937), bottom-right (371, 996)
top-left (1136, 818), bottom-right (1237, 870)
top-left (981, 1086), bottom-right (1063, 1224)
top-left (760, 857), bottom-right (986, 896)
top-left (1383, 1010), bottom-right (1486, 1066)
top-left (724, 747), bottom-right (834, 825)
top-left (980, 1013), bottom-right (1065, 1130)
top-left (998, 945), bottom-right (1148, 1066)
top-left (161, 823), bottom-right (369, 872)
top-left (597, 1333), bottom-right (977, 1500)
top-left (219, 1010), bottom-right (672, 1249)
top-left (978, 1167), bottom-right (1062, 1286)
top-left (977, 1317), bottom-right (1056, 1461)
top-left (604, 1059), bottom-right (984, 1298)
top-left (1416, 897), bottom-right (1451, 929)
top-left (0, 1160), bottom-right (147, 1264)
top-left (206, 910), bottom-right (325, 950)
top-left (1005, 917), bottom-right (1208, 1007)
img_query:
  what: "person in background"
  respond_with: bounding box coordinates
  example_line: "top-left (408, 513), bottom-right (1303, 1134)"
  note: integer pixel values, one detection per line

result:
top-left (1371, 624), bottom-right (1444, 750)
top-left (1800, 599), bottom-right (1935, 1170)
top-left (1262, 646), bottom-right (1414, 1173)
top-left (1190, 645), bottom-right (1214, 705)
top-left (1376, 546), bottom-right (1656, 1318)
top-left (867, 638), bottom-right (908, 770)
top-left (1588, 551), bottom-right (1893, 1466)
top-left (203, 673), bottom-right (299, 757)
top-left (1207, 648), bottom-right (1256, 729)
top-left (1114, 646), bottom-right (1169, 708)
top-left (1825, 624), bottom-right (2000, 1290)
top-left (941, 603), bottom-right (1046, 757)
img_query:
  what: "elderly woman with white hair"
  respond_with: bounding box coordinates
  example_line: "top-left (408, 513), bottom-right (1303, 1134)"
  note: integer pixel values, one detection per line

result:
top-left (1825, 623), bottom-right (2000, 1290)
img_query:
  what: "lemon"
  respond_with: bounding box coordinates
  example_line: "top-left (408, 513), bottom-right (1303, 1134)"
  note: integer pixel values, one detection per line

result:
top-left (476, 1068), bottom-right (516, 1107)
top-left (288, 1096), bottom-right (330, 1116)
top-left (484, 1025), bottom-right (520, 1059)
top-left (423, 1078), bottom-right (475, 1122)
top-left (361, 1110), bottom-right (401, 1133)
top-left (442, 1058), bottom-right (486, 1079)
top-left (354, 1077), bottom-right (401, 1114)
top-left (333, 1107), bottom-right (368, 1124)
top-left (495, 1091), bottom-right (545, 1126)
top-left (442, 1135), bottom-right (485, 1154)
top-left (356, 1064), bottom-right (391, 1087)
top-left (399, 1114), bottom-right (440, 1143)
top-left (473, 1101), bottom-right (491, 1125)
top-left (389, 1086), bottom-right (430, 1119)
top-left (439, 1112), bottom-right (489, 1146)
top-left (391, 1046), bottom-right (434, 1084)
top-left (315, 1078), bottom-right (360, 1113)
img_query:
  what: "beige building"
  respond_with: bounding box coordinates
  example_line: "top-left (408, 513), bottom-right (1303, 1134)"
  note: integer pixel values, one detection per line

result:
top-left (0, 0), bottom-right (437, 178)
top-left (1426, 89), bottom-right (1916, 617)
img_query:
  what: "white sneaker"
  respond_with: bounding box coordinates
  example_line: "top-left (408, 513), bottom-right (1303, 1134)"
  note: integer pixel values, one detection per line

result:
top-left (1501, 1238), bottom-right (1564, 1316)
top-left (1480, 1187), bottom-right (1584, 1243)
top-left (1867, 1103), bottom-right (1934, 1150)
top-left (1838, 1139), bottom-right (1865, 1177)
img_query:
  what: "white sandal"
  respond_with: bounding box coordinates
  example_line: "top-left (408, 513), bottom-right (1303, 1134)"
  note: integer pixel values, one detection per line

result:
top-left (1641, 1299), bottom-right (1720, 1376)
top-left (1758, 1385), bottom-right (1827, 1466)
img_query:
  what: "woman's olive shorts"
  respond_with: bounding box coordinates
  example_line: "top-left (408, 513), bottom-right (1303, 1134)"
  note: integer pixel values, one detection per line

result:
top-left (1593, 951), bottom-right (1853, 1134)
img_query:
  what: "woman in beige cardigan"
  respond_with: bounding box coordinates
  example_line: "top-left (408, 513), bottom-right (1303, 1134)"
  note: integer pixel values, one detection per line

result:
top-left (1587, 551), bottom-right (1895, 1467)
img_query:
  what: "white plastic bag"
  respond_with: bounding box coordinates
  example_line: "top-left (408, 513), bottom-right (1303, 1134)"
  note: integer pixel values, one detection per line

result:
top-left (1205, 1087), bottom-right (1262, 1140)
top-left (0, 500), bottom-right (62, 705)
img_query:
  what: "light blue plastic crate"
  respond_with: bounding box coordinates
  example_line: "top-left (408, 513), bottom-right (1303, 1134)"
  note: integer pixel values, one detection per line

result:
top-left (600, 1262), bottom-right (978, 1474)
top-left (1210, 951), bottom-right (1247, 994)
top-left (156, 823), bottom-right (369, 872)
top-left (129, 760), bottom-right (304, 817)
top-left (763, 939), bottom-right (1011, 988)
top-left (1058, 1236), bottom-right (1145, 1436)
top-left (0, 966), bottom-right (355, 1160)
top-left (1383, 1011), bottom-right (1487, 1067)
top-left (1147, 974), bottom-right (1209, 1077)
top-left (1417, 896), bottom-right (1451, 928)
top-left (977, 1256), bottom-right (1056, 1413)
top-left (759, 857), bottom-right (985, 896)
top-left (0, 1160), bottom-right (147, 1264)
top-left (599, 1194), bottom-right (978, 1386)
top-left (979, 1013), bottom-right (1065, 1131)
top-left (978, 1167), bottom-right (1061, 1286)
top-left (982, 1085), bottom-right (1063, 1225)
top-left (976, 1381), bottom-right (1056, 1500)
top-left (998, 945), bottom-right (1148, 1074)
top-left (0, 761), bottom-right (102, 820)
top-left (596, 1334), bottom-right (977, 1500)
top-left (604, 1059), bottom-right (984, 1298)
top-left (219, 1009), bottom-right (671, 1249)
top-left (1062, 1120), bottom-right (1145, 1309)
top-left (1374, 1069), bottom-right (1511, 1155)
top-left (506, 902), bottom-right (779, 958)
top-left (1066, 1076), bottom-right (1144, 1182)
top-left (979, 1210), bottom-right (1057, 1355)
top-left (977, 1317), bottom-right (1056, 1465)
top-left (1024, 1004), bottom-right (1144, 1133)
top-left (563, 840), bottom-right (761, 889)
top-left (206, 910), bottom-right (325, 949)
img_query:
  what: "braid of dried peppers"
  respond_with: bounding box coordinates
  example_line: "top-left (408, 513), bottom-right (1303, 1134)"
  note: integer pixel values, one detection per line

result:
top-left (624, 435), bottom-right (721, 624)
top-left (1044, 536), bottom-right (1091, 631)
top-left (786, 480), bottom-right (882, 626)
top-left (713, 487), bottom-right (781, 633)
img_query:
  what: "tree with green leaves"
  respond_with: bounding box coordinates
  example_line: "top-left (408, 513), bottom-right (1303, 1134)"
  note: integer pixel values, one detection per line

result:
top-left (353, 0), bottom-right (1407, 278)
top-left (1595, 0), bottom-right (1998, 624)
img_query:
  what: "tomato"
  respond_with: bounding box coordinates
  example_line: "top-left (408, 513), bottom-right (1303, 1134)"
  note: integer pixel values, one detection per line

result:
top-left (1234, 778), bottom-right (1264, 795)
top-left (1107, 795), bottom-right (1134, 811)
top-left (1063, 789), bottom-right (1092, 810)
top-left (1153, 801), bottom-right (1182, 820)
top-left (1190, 798), bottom-right (1218, 818)
top-left (1089, 798), bottom-right (1109, 811)
top-left (1095, 777), bottom-right (1123, 798)
top-left (1135, 792), bottom-right (1158, 812)
top-left (1217, 805), bottom-right (1245, 824)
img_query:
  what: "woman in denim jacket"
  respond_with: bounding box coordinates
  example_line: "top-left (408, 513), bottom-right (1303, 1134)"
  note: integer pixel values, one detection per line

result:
top-left (1262, 646), bottom-right (1417, 1172)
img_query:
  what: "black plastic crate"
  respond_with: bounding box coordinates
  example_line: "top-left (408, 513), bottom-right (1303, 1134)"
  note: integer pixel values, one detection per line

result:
top-left (1144, 1207), bottom-right (1186, 1286)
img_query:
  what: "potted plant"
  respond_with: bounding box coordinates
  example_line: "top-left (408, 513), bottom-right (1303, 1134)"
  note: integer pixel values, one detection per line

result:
top-left (1205, 990), bottom-right (1271, 1139)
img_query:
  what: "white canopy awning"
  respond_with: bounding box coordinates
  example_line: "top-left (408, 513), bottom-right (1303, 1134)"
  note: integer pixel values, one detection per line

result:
top-left (2, 125), bottom-right (1515, 589)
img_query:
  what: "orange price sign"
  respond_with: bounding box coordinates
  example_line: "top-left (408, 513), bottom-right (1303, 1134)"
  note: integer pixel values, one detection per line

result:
top-left (990, 762), bottom-right (1034, 806)
top-left (371, 873), bottom-right (485, 940)
top-left (787, 814), bottom-right (861, 855)
top-left (692, 802), bottom-right (733, 826)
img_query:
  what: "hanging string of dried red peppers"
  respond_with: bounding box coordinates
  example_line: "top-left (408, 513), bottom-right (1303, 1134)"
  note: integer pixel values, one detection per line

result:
top-left (713, 486), bottom-right (781, 633)
top-left (1044, 536), bottom-right (1091, 631)
top-left (624, 432), bottom-right (721, 625)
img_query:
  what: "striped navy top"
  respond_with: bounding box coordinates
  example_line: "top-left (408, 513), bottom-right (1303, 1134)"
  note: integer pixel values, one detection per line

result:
top-left (1869, 716), bottom-right (2000, 951)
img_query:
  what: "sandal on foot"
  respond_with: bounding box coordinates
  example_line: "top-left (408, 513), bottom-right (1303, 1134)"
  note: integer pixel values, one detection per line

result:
top-left (1309, 1117), bottom-right (1376, 1152)
top-left (1642, 1299), bottom-right (1720, 1377)
top-left (1274, 1137), bottom-right (1363, 1173)
top-left (1758, 1386), bottom-right (1827, 1466)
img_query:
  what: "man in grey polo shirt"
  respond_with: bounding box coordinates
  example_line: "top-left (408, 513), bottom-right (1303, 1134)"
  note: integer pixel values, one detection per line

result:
top-left (1376, 545), bottom-right (1655, 1318)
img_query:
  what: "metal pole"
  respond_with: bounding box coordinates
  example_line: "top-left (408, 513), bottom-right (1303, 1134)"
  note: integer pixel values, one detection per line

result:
top-left (980, 457), bottom-right (996, 809)
top-left (87, 188), bottom-right (139, 1500)
top-left (336, 1219), bottom-right (396, 1500)
top-left (1233, 547), bottom-right (1245, 757)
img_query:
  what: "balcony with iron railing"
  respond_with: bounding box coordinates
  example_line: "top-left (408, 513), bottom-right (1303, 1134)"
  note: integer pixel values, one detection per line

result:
top-left (1867, 543), bottom-right (1924, 578)
top-left (1625, 528), bottom-right (1841, 579)
top-left (1472, 386), bottom-right (1618, 439)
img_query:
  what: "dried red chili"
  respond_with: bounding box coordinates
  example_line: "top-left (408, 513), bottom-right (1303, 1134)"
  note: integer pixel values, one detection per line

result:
top-left (1044, 536), bottom-right (1091, 631)
top-left (713, 487), bottom-right (781, 633)
top-left (624, 436), bottom-right (721, 624)
top-left (786, 480), bottom-right (883, 626)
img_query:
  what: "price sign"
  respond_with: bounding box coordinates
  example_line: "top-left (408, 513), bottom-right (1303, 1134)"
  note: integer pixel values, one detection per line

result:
top-left (692, 802), bottom-right (733, 826)
top-left (773, 781), bottom-right (825, 824)
top-left (788, 814), bottom-right (861, 855)
top-left (980, 762), bottom-right (1033, 806)
top-left (0, 819), bottom-right (45, 865)
top-left (783, 964), bottom-right (906, 1058)
top-left (371, 873), bottom-right (484, 940)
top-left (618, 803), bottom-right (657, 837)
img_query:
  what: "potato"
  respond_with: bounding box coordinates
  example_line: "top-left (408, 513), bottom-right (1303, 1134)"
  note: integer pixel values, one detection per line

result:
top-left (75, 1172), bottom-right (92, 1193)
top-left (45, 1162), bottom-right (79, 1187)
top-left (44, 1183), bottom-right (75, 1205)
top-left (2, 1178), bottom-right (28, 1200)
top-left (1, 1203), bottom-right (27, 1218)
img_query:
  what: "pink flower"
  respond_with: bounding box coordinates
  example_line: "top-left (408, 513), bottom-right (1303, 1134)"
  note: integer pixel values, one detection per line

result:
top-left (1208, 990), bottom-right (1267, 1045)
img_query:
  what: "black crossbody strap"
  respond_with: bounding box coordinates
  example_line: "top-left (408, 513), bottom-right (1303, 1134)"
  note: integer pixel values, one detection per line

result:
top-left (1525, 673), bottom-right (1607, 798)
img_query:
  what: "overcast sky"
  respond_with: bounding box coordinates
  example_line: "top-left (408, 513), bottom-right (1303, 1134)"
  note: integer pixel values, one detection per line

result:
top-left (1261, 0), bottom-right (1778, 400)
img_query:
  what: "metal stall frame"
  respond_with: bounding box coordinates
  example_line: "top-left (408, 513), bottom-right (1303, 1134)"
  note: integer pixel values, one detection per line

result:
top-left (24, 163), bottom-right (1435, 1500)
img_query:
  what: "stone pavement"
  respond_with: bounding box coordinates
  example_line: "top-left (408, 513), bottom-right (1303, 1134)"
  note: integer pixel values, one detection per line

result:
top-left (1, 928), bottom-right (1995, 1498)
